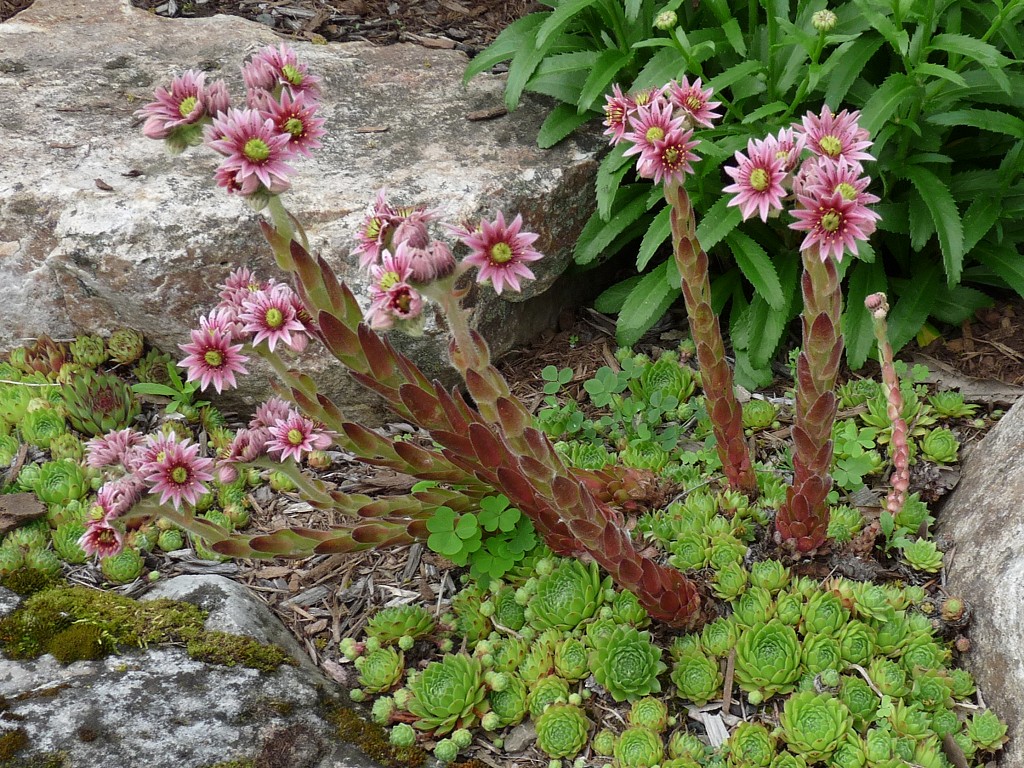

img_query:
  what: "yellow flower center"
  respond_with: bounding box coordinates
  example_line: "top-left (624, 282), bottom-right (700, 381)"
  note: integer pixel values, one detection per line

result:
top-left (686, 95), bottom-right (703, 112)
top-left (819, 135), bottom-right (843, 157)
top-left (645, 126), bottom-right (665, 143)
top-left (284, 117), bottom-right (304, 137)
top-left (170, 466), bottom-right (189, 484)
top-left (204, 350), bottom-right (223, 367)
top-left (287, 428), bottom-right (304, 446)
top-left (394, 292), bottom-right (413, 313)
top-left (490, 243), bottom-right (514, 264)
top-left (243, 138), bottom-right (271, 162)
top-left (379, 270), bottom-right (401, 291)
top-left (178, 96), bottom-right (198, 118)
top-left (265, 308), bottom-right (284, 328)
top-left (821, 210), bottom-right (842, 232)
top-left (282, 64), bottom-right (304, 86)
top-left (750, 168), bottom-right (770, 192)
top-left (836, 182), bottom-right (858, 201)
top-left (663, 146), bottom-right (681, 165)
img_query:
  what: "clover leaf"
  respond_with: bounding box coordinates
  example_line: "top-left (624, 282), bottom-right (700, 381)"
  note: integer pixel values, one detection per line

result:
top-left (426, 506), bottom-right (482, 563)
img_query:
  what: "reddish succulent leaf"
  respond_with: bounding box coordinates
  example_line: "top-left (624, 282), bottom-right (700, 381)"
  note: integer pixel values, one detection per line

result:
top-left (398, 384), bottom-right (445, 425)
top-left (496, 466), bottom-right (540, 509)
top-left (495, 397), bottom-right (529, 437)
top-left (291, 241), bottom-right (323, 299)
top-left (464, 368), bottom-right (499, 406)
top-left (406, 519), bottom-right (429, 539)
top-left (316, 393), bottom-right (346, 424)
top-left (352, 523), bottom-right (404, 544)
top-left (313, 537), bottom-right (361, 554)
top-left (522, 428), bottom-right (553, 462)
top-left (211, 539), bottom-right (256, 557)
top-left (468, 423), bottom-right (506, 469)
top-left (359, 325), bottom-right (397, 381)
top-left (343, 422), bottom-right (388, 455)
top-left (551, 476), bottom-right (581, 509)
top-left (315, 254), bottom-right (347, 314)
top-left (430, 429), bottom-right (477, 457)
top-left (318, 311), bottom-right (363, 363)
top-left (435, 385), bottom-right (474, 432)
top-left (519, 456), bottom-right (554, 486)
top-left (567, 518), bottom-right (603, 541)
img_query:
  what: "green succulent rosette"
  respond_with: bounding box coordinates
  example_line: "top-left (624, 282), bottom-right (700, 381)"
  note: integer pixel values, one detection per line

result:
top-left (611, 588), bottom-right (651, 628)
top-left (630, 351), bottom-right (695, 402)
top-left (886, 700), bottom-right (931, 741)
top-left (768, 753), bottom-right (807, 768)
top-left (867, 658), bottom-right (909, 698)
top-left (839, 675), bottom-right (879, 732)
top-left (671, 650), bottom-right (723, 706)
top-left (901, 636), bottom-right (950, 674)
top-left (590, 624), bottom-right (667, 702)
top-left (100, 548), bottom-right (144, 584)
top-left (892, 493), bottom-right (932, 532)
top-left (828, 733), bottom-right (867, 768)
top-left (701, 617), bottom-right (737, 658)
top-left (930, 707), bottom-right (960, 738)
top-left (899, 539), bottom-right (944, 573)
top-left (774, 591), bottom-right (805, 626)
top-left (156, 528), bottom-right (185, 552)
top-left (628, 696), bottom-right (670, 733)
top-left (909, 668), bottom-right (954, 711)
top-left (668, 730), bottom-right (709, 762)
top-left (621, 439), bottom-right (671, 472)
top-left (949, 668), bottom-right (975, 699)
top-left (406, 653), bottom-right (486, 735)
top-left (107, 328), bottom-right (144, 365)
top-left (527, 674), bottom-right (570, 717)
top-left (734, 619), bottom-right (802, 702)
top-left (491, 636), bottom-right (527, 673)
top-left (707, 533), bottom-right (747, 570)
top-left (871, 613), bottom-right (910, 656)
top-left (518, 629), bottom-right (559, 684)
top-left (613, 726), bottom-right (664, 768)
top-left (919, 427), bottom-right (959, 464)
top-left (356, 647), bottom-right (405, 693)
top-left (491, 585), bottom-right (526, 631)
top-left (51, 521), bottom-right (88, 564)
top-left (749, 559), bottom-right (790, 594)
top-left (779, 691), bottom-right (854, 762)
top-left (826, 505), bottom-right (865, 544)
top-left (528, 559), bottom-right (607, 632)
top-left (669, 634), bottom-right (703, 660)
top-left (593, 728), bottom-right (618, 756)
top-left (801, 592), bottom-right (850, 637)
top-left (967, 709), bottom-right (1009, 751)
top-left (487, 672), bottom-right (527, 727)
top-left (836, 621), bottom-right (876, 666)
top-left (553, 637), bottom-right (590, 682)
top-left (710, 561), bottom-right (748, 600)
top-left (662, 758), bottom-right (704, 768)
top-left (25, 548), bottom-right (62, 577)
top-left (848, 583), bottom-right (892, 622)
top-left (34, 459), bottom-right (88, 506)
top-left (365, 604), bottom-right (436, 646)
top-left (452, 585), bottom-right (490, 644)
top-left (61, 370), bottom-right (140, 437)
top-left (801, 633), bottom-right (843, 674)
top-left (726, 721), bottom-right (775, 767)
top-left (20, 407), bottom-right (67, 451)
top-left (732, 586), bottom-right (775, 627)
top-left (48, 432), bottom-right (85, 463)
top-left (535, 702), bottom-right (589, 759)
top-left (742, 398), bottom-right (777, 430)
top-left (69, 334), bottom-right (109, 368)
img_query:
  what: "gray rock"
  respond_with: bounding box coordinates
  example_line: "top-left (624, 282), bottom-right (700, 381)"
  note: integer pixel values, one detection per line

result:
top-left (0, 0), bottom-right (602, 424)
top-left (0, 576), bottom-right (384, 767)
top-left (939, 396), bottom-right (1024, 767)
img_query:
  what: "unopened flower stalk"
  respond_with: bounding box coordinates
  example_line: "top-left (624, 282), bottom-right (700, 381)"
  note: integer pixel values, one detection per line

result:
top-left (666, 181), bottom-right (757, 496)
top-left (776, 246), bottom-right (841, 552)
top-left (865, 292), bottom-right (909, 517)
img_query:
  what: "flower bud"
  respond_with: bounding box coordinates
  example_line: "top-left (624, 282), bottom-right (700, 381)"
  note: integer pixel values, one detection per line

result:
top-left (812, 9), bottom-right (838, 31)
top-left (654, 9), bottom-right (678, 29)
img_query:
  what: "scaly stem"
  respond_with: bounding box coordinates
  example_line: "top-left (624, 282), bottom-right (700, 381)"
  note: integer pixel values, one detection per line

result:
top-left (776, 247), bottom-right (842, 552)
top-left (866, 293), bottom-right (909, 517)
top-left (666, 182), bottom-right (758, 497)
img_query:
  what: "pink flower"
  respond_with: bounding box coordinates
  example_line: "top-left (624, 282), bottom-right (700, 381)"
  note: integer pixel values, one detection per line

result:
top-left (790, 187), bottom-right (879, 262)
top-left (771, 126), bottom-right (806, 173)
top-left (247, 44), bottom-right (322, 100)
top-left (457, 212), bottom-right (544, 295)
top-left (178, 326), bottom-right (249, 394)
top-left (258, 89), bottom-right (325, 158)
top-left (95, 477), bottom-right (145, 518)
top-left (365, 247), bottom-right (425, 328)
top-left (239, 285), bottom-right (307, 352)
top-left (205, 108), bottom-right (296, 195)
top-left (798, 106), bottom-right (874, 165)
top-left (250, 397), bottom-right (294, 430)
top-left (636, 126), bottom-right (700, 186)
top-left (79, 520), bottom-right (125, 559)
top-left (665, 77), bottom-right (722, 129)
top-left (142, 438), bottom-right (214, 509)
top-left (267, 412), bottom-right (331, 462)
top-left (406, 241), bottom-right (456, 283)
top-left (602, 84), bottom-right (634, 145)
top-left (86, 428), bottom-right (145, 469)
top-left (807, 157), bottom-right (881, 207)
top-left (138, 70), bottom-right (217, 140)
top-left (723, 136), bottom-right (788, 222)
top-left (623, 98), bottom-right (687, 163)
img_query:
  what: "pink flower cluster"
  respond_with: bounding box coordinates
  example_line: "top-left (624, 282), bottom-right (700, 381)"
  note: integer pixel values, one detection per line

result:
top-left (138, 44), bottom-right (325, 198)
top-left (723, 106), bottom-right (880, 262)
top-left (79, 430), bottom-right (215, 557)
top-left (354, 191), bottom-right (544, 331)
top-left (178, 268), bottom-right (312, 394)
top-left (603, 78), bottom-right (721, 186)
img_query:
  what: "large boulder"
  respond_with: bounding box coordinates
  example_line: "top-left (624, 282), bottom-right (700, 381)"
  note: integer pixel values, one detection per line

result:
top-left (939, 396), bottom-right (1024, 767)
top-left (0, 575), bottom-right (383, 767)
top-left (0, 0), bottom-right (602, 423)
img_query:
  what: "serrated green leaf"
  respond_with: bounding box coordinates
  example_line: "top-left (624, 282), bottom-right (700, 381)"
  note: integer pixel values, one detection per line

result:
top-left (615, 261), bottom-right (677, 347)
top-left (824, 37), bottom-right (884, 108)
top-left (535, 0), bottom-right (599, 48)
top-left (913, 62), bottom-right (968, 88)
top-left (841, 260), bottom-right (887, 370)
top-left (962, 197), bottom-right (1002, 253)
top-left (463, 13), bottom-right (549, 83)
top-left (526, 51), bottom-right (597, 104)
top-left (741, 101), bottom-right (789, 124)
top-left (907, 189), bottom-right (935, 252)
top-left (593, 275), bottom-right (643, 314)
top-left (694, 195), bottom-right (743, 250)
top-left (888, 262), bottom-right (941, 350)
top-left (851, 0), bottom-right (909, 55)
top-left (928, 33), bottom-right (1008, 68)
top-left (506, 33), bottom-right (562, 110)
top-left (624, 0), bottom-right (641, 22)
top-left (636, 206), bottom-right (672, 271)
top-left (631, 47), bottom-right (682, 90)
top-left (901, 165), bottom-right (964, 284)
top-left (722, 18), bottom-right (747, 57)
top-left (927, 109), bottom-right (1024, 139)
top-left (709, 60), bottom-right (763, 94)
top-left (537, 104), bottom-right (593, 148)
top-left (725, 231), bottom-right (784, 309)
top-left (577, 48), bottom-right (632, 113)
top-left (930, 285), bottom-right (994, 324)
top-left (596, 143), bottom-right (632, 220)
top-left (860, 73), bottom-right (917, 136)
top-left (574, 184), bottom-right (651, 265)
top-left (975, 244), bottom-right (1024, 298)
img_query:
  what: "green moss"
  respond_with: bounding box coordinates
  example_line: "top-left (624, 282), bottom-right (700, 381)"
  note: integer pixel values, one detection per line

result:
top-left (0, 569), bottom-right (60, 597)
top-left (0, 752), bottom-right (67, 768)
top-left (0, 731), bottom-right (27, 761)
top-left (185, 631), bottom-right (296, 673)
top-left (0, 585), bottom-right (294, 672)
top-left (204, 760), bottom-right (256, 768)
top-left (329, 707), bottom-right (427, 768)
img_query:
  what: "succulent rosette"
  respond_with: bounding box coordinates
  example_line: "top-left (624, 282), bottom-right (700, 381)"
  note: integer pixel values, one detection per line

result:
top-left (742, 398), bottom-right (778, 431)
top-left (406, 653), bottom-right (487, 735)
top-left (899, 539), bottom-right (944, 573)
top-left (734, 619), bottom-right (802, 702)
top-left (671, 533), bottom-right (711, 571)
top-left (779, 691), bottom-right (854, 762)
top-left (108, 328), bottom-right (145, 365)
top-left (365, 604), bottom-right (436, 646)
top-left (611, 588), bottom-right (651, 627)
top-left (52, 521), bottom-right (89, 564)
top-left (535, 703), bottom-right (590, 759)
top-left (553, 637), bottom-right (590, 682)
top-left (768, 753), bottom-right (807, 768)
top-left (749, 559), bottom-right (790, 594)
top-left (518, 629), bottom-right (560, 684)
top-left (732, 586), bottom-right (775, 627)
top-left (710, 561), bottom-right (748, 600)
top-left (887, 699), bottom-right (931, 741)
top-left (801, 633), bottom-right (843, 674)
top-left (69, 334), bottom-right (109, 368)
top-left (949, 668), bottom-right (976, 699)
top-left (100, 548), bottom-right (145, 584)
top-left (901, 636), bottom-right (950, 673)
top-left (614, 726), bottom-right (665, 768)
top-left (487, 673), bottom-right (528, 727)
top-left (839, 675), bottom-right (880, 732)
top-left (20, 407), bottom-right (68, 451)
top-left (628, 696), bottom-right (670, 733)
top-left (590, 624), bottom-right (667, 702)
top-left (62, 370), bottom-right (141, 437)
top-left (728, 722), bottom-right (776, 767)
top-left (909, 668), bottom-right (954, 711)
top-left (919, 427), bottom-right (959, 464)
top-left (527, 674), bottom-right (570, 717)
top-left (968, 710), bottom-right (1009, 751)
top-left (34, 459), bottom-right (89, 505)
top-left (356, 647), bottom-right (405, 694)
top-left (527, 559), bottom-right (607, 631)
top-left (867, 658), bottom-right (909, 698)
top-left (671, 650), bottom-right (723, 706)
top-left (668, 730), bottom-right (709, 762)
top-left (491, 585), bottom-right (526, 631)
top-left (702, 617), bottom-right (738, 657)
top-left (828, 734), bottom-right (866, 768)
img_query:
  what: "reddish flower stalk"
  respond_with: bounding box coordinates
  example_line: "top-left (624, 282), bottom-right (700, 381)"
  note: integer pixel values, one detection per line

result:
top-left (865, 292), bottom-right (910, 517)
top-left (666, 181), bottom-right (758, 496)
top-left (776, 246), bottom-right (841, 552)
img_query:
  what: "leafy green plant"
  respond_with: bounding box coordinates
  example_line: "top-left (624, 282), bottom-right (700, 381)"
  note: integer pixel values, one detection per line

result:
top-left (469, 0), bottom-right (1024, 380)
top-left (131, 361), bottom-right (211, 417)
